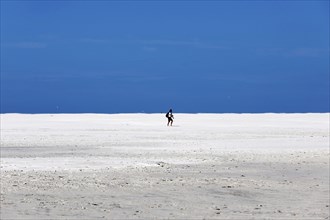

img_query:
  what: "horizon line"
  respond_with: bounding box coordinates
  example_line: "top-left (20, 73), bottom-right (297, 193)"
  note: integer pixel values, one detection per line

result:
top-left (1, 112), bottom-right (329, 115)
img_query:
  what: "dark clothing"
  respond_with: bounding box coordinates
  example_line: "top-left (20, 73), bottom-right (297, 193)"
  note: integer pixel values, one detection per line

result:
top-left (166, 110), bottom-right (174, 126)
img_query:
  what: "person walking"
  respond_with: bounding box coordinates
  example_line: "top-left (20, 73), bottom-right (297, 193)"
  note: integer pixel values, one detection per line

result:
top-left (166, 109), bottom-right (174, 126)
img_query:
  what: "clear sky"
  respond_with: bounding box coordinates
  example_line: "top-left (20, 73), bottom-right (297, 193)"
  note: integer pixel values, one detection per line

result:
top-left (1, 1), bottom-right (329, 113)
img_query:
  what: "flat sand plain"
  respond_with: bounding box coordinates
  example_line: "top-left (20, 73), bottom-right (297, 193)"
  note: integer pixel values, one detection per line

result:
top-left (1, 113), bottom-right (329, 219)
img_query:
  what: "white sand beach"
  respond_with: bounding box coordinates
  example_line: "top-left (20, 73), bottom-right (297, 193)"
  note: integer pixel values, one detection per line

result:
top-left (0, 113), bottom-right (329, 219)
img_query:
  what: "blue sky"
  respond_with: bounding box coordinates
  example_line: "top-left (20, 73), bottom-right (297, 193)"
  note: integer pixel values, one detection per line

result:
top-left (1, 1), bottom-right (329, 113)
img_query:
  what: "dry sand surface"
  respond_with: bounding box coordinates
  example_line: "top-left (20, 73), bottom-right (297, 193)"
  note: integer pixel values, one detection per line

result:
top-left (1, 113), bottom-right (329, 219)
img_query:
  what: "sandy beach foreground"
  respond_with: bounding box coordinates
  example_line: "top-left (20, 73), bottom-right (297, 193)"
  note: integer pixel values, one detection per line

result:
top-left (1, 113), bottom-right (329, 219)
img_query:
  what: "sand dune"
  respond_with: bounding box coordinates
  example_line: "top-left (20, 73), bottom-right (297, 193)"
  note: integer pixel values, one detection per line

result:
top-left (1, 113), bottom-right (329, 219)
